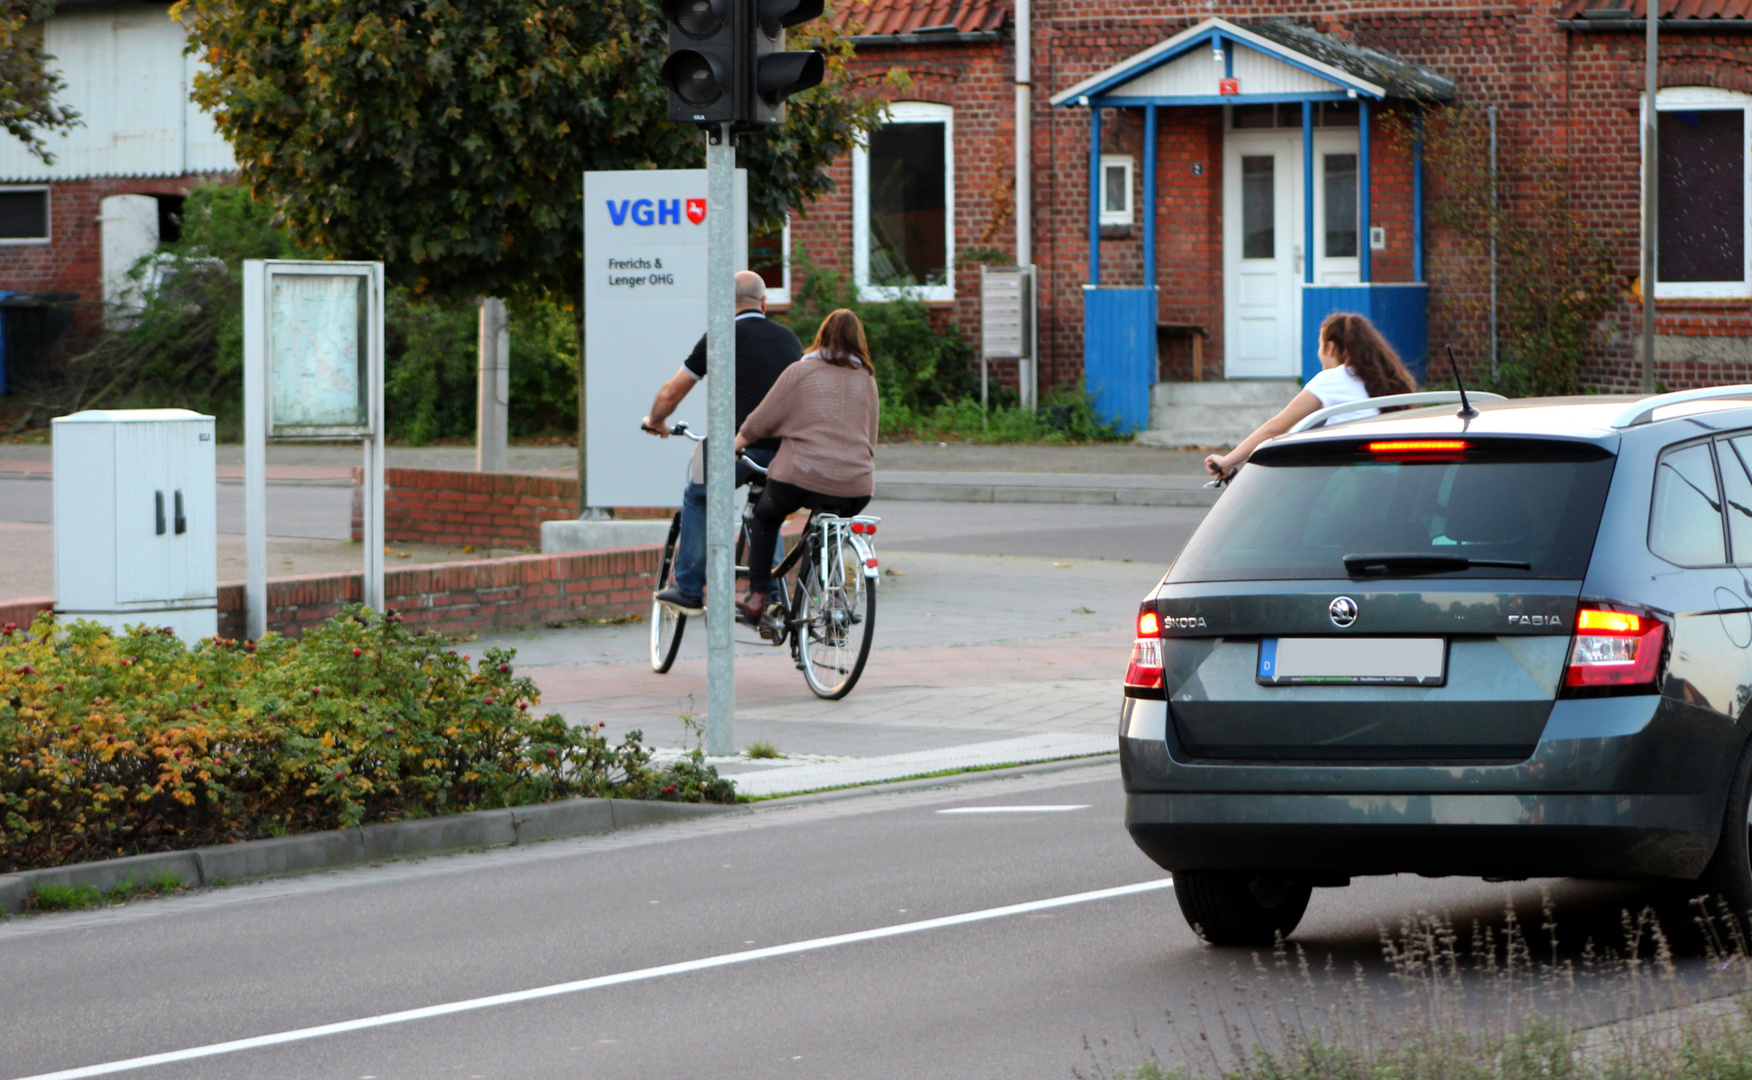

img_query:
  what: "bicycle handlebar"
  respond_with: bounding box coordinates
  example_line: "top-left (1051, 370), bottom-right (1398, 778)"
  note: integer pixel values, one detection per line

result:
top-left (641, 420), bottom-right (705, 442)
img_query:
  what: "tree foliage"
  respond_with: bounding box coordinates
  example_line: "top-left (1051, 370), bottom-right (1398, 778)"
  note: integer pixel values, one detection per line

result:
top-left (175, 0), bottom-right (896, 306)
top-left (0, 0), bottom-right (79, 163)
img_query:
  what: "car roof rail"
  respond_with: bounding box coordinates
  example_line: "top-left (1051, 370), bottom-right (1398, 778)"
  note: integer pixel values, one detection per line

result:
top-left (1611, 384), bottom-right (1752, 429)
top-left (1287, 390), bottom-right (1510, 434)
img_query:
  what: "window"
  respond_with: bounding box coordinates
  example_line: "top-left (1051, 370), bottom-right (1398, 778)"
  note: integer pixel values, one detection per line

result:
top-left (1229, 102), bottom-right (1358, 130)
top-left (1323, 153), bottom-right (1358, 258)
top-left (1719, 435), bottom-right (1752, 561)
top-left (0, 187), bottom-right (49, 244)
top-left (750, 218), bottom-right (791, 307)
top-left (1649, 88), bottom-right (1752, 299)
top-left (854, 102), bottom-right (954, 302)
top-left (1649, 441), bottom-right (1727, 566)
top-left (1241, 155), bottom-right (1274, 259)
top-left (1099, 154), bottom-right (1134, 226)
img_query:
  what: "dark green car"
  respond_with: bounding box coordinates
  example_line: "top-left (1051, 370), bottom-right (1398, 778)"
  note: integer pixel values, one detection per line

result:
top-left (1121, 389), bottom-right (1752, 945)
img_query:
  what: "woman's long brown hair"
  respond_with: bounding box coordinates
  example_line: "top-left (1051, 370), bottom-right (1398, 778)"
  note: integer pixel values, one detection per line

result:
top-left (1319, 312), bottom-right (1417, 398)
top-left (809, 308), bottom-right (875, 375)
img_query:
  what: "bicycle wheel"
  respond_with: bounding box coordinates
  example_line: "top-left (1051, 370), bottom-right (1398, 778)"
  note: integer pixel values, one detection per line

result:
top-left (794, 533), bottom-right (876, 699)
top-left (650, 514), bottom-right (687, 673)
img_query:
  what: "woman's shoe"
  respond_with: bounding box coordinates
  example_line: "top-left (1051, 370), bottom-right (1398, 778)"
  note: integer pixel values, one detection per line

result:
top-left (735, 592), bottom-right (767, 625)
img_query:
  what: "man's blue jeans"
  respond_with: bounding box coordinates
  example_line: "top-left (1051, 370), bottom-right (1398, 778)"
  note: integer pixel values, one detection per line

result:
top-left (674, 447), bottom-right (776, 599)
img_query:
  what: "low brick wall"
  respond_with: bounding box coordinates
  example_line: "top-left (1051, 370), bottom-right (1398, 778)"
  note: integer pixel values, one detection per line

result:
top-left (216, 546), bottom-right (661, 639)
top-left (352, 468), bottom-right (579, 549)
top-left (1, 547), bottom-right (660, 640)
top-left (350, 468), bottom-right (677, 549)
top-left (0, 596), bottom-right (52, 630)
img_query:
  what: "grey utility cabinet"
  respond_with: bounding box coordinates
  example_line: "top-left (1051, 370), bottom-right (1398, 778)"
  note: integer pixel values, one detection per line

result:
top-left (53, 408), bottom-right (217, 641)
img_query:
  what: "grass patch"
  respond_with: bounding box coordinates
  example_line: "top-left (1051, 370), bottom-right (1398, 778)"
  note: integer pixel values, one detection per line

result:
top-left (25, 871), bottom-right (186, 912)
top-left (746, 741), bottom-right (783, 760)
top-left (1083, 897), bottom-right (1752, 1080)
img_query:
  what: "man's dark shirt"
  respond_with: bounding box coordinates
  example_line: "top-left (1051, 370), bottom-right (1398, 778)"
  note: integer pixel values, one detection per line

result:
top-left (684, 311), bottom-right (802, 452)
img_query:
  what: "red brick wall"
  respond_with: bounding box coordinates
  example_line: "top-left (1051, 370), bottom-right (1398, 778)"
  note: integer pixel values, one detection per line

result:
top-left (3, 548), bottom-right (660, 641)
top-left (0, 174), bottom-right (227, 302)
top-left (804, 3), bottom-right (1752, 395)
top-left (351, 468), bottom-right (584, 549)
top-left (213, 547), bottom-right (659, 640)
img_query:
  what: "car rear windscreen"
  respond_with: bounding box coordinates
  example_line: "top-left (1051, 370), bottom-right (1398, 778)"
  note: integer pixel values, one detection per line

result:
top-left (1168, 444), bottom-right (1616, 583)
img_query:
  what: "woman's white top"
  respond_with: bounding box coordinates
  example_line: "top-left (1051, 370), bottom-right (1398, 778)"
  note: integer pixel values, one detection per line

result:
top-left (1304, 364), bottom-right (1378, 424)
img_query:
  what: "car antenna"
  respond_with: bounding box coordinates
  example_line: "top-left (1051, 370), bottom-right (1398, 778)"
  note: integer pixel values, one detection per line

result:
top-left (1446, 345), bottom-right (1478, 421)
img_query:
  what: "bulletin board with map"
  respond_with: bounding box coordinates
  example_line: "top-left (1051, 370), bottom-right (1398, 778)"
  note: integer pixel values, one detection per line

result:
top-left (265, 269), bottom-right (376, 438)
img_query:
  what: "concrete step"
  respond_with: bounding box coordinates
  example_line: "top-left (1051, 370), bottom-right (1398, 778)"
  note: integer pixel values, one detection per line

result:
top-left (1142, 379), bottom-right (1300, 449)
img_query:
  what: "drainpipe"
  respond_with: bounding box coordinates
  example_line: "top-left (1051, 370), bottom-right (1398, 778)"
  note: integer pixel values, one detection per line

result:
top-left (1642, 5), bottom-right (1658, 393)
top-left (1014, 0), bottom-right (1031, 268)
top-left (1488, 104), bottom-right (1499, 379)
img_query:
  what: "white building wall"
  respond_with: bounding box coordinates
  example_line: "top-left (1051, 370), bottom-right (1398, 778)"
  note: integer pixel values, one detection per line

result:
top-left (0, 6), bottom-right (237, 182)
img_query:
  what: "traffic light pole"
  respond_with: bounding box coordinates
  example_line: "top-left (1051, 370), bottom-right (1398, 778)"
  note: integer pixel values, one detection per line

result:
top-left (705, 122), bottom-right (737, 758)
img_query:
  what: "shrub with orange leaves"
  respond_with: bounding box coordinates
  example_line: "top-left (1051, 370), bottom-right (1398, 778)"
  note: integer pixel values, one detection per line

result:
top-left (0, 607), bottom-right (733, 872)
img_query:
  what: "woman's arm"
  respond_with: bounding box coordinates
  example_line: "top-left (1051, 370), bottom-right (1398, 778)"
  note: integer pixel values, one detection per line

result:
top-left (1204, 389), bottom-right (1325, 478)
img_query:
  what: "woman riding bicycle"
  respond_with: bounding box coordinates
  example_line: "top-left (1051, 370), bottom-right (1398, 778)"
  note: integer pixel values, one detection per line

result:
top-left (732, 308), bottom-right (880, 630)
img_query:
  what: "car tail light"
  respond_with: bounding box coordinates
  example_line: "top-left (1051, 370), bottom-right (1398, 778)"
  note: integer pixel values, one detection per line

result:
top-left (1366, 440), bottom-right (1471, 453)
top-left (1125, 608), bottom-right (1163, 690)
top-left (1564, 606), bottom-right (1665, 690)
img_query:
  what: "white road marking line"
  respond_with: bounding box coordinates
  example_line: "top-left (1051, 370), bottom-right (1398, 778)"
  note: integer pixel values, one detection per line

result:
top-left (936, 805), bottom-right (1091, 814)
top-left (16, 878), bottom-right (1174, 1080)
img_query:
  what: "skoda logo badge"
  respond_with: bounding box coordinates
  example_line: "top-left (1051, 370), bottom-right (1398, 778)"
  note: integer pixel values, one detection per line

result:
top-left (1329, 596), bottom-right (1358, 628)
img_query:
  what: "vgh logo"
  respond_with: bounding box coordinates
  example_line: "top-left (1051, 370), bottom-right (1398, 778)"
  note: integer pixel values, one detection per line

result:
top-left (606, 199), bottom-right (702, 226)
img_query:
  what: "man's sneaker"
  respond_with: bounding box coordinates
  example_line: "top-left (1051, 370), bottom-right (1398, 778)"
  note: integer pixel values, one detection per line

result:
top-left (654, 586), bottom-right (705, 615)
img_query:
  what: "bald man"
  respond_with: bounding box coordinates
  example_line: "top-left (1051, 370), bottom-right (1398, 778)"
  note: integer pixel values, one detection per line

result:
top-left (642, 270), bottom-right (802, 614)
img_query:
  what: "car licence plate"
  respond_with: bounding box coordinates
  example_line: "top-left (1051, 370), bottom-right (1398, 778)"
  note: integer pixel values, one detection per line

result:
top-left (1257, 637), bottom-right (1447, 686)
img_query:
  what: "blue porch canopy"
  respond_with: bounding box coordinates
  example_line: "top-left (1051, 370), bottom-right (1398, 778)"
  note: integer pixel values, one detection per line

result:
top-left (1050, 18), bottom-right (1454, 431)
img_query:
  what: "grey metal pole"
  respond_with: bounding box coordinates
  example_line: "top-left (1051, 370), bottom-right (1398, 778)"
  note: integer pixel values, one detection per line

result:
top-left (476, 298), bottom-right (509, 473)
top-left (242, 260), bottom-right (267, 641)
top-left (1642, 6), bottom-right (1659, 393)
top-left (705, 123), bottom-right (737, 758)
top-left (1488, 105), bottom-right (1498, 380)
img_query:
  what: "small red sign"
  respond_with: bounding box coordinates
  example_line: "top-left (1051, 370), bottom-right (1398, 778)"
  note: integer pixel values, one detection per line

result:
top-left (1218, 77), bottom-right (1239, 96)
top-left (685, 198), bottom-right (707, 224)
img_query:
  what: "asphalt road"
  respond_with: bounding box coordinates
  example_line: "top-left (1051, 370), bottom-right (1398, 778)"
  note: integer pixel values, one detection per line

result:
top-left (4, 765), bottom-right (1692, 1080)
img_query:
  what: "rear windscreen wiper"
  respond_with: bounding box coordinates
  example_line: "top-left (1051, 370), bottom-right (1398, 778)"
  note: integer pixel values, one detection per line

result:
top-left (1343, 553), bottom-right (1533, 576)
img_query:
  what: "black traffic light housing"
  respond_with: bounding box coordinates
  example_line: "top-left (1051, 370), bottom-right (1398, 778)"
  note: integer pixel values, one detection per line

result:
top-left (748, 0), bottom-right (825, 129)
top-left (661, 0), bottom-right (736, 125)
top-left (661, 0), bottom-right (825, 131)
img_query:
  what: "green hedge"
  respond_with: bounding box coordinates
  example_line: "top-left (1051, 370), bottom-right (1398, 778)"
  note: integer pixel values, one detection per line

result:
top-left (0, 608), bottom-right (731, 874)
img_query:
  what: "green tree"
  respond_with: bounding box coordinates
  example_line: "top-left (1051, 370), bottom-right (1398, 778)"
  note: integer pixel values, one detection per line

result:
top-left (174, 0), bottom-right (896, 307)
top-left (0, 0), bottom-right (79, 163)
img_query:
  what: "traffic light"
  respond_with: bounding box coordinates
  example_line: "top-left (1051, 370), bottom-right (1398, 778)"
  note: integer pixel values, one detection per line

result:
top-left (747, 0), bottom-right (825, 130)
top-left (661, 0), bottom-right (737, 126)
top-left (661, 0), bottom-right (825, 131)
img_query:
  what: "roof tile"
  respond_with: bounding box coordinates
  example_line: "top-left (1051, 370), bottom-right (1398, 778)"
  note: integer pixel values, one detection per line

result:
top-left (839, 0), bottom-right (1008, 37)
top-left (1558, 0), bottom-right (1752, 19)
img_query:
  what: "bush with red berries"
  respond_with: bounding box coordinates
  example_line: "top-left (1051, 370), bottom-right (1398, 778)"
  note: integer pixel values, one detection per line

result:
top-left (0, 607), bottom-right (734, 872)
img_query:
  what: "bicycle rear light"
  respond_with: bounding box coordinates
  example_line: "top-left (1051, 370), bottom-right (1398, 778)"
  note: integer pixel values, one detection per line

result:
top-left (1125, 607), bottom-right (1164, 690)
top-left (1564, 605), bottom-right (1665, 691)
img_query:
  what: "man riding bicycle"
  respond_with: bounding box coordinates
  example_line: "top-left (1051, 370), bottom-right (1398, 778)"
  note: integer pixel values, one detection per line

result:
top-left (641, 270), bottom-right (801, 614)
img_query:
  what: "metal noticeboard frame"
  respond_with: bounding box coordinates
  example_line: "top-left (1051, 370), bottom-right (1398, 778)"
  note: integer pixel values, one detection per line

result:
top-left (242, 260), bottom-right (386, 639)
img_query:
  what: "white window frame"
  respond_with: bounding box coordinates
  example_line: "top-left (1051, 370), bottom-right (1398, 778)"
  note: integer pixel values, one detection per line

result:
top-left (853, 101), bottom-right (955, 303)
top-left (752, 216), bottom-right (792, 307)
top-left (1099, 154), bottom-right (1134, 226)
top-left (1644, 86), bottom-right (1752, 300)
top-left (0, 185), bottom-right (50, 245)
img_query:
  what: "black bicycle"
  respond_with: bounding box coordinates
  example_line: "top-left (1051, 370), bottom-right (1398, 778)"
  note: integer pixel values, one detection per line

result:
top-left (645, 421), bottom-right (879, 699)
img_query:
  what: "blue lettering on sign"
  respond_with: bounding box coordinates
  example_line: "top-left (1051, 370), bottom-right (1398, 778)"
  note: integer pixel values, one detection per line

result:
top-left (630, 199), bottom-right (655, 226)
top-left (606, 200), bottom-right (631, 225)
top-left (657, 199), bottom-right (680, 225)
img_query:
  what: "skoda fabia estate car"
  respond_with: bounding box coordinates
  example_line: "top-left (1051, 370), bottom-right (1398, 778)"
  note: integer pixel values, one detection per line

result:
top-left (1120, 387), bottom-right (1752, 945)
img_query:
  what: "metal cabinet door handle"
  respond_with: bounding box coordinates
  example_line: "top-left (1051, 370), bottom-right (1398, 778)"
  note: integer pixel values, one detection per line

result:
top-left (174, 490), bottom-right (186, 535)
top-left (155, 491), bottom-right (165, 535)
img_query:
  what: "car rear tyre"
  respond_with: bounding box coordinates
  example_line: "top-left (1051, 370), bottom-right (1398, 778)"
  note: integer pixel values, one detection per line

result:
top-left (1693, 737), bottom-right (1752, 931)
top-left (1174, 871), bottom-right (1312, 947)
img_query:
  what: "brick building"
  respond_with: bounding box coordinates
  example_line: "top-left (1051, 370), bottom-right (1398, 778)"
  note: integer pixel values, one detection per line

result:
top-left (0, 0), bottom-right (232, 395)
top-left (791, 0), bottom-right (1752, 442)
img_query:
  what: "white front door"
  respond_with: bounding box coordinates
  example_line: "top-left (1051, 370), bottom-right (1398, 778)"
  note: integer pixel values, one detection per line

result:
top-left (1223, 131), bottom-right (1302, 378)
